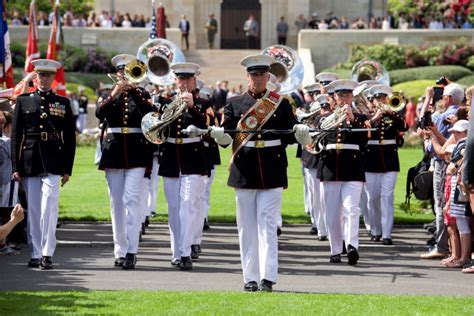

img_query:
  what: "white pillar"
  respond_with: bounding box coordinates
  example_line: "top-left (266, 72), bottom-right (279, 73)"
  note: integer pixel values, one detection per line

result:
top-left (194, 0), bottom-right (223, 49)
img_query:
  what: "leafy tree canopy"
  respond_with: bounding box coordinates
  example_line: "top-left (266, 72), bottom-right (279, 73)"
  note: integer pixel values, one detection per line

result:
top-left (7, 0), bottom-right (93, 16)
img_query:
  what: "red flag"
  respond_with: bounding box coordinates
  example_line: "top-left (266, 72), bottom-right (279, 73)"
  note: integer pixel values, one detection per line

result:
top-left (25, 0), bottom-right (39, 73)
top-left (0, 0), bottom-right (14, 89)
top-left (157, 3), bottom-right (166, 39)
top-left (47, 0), bottom-right (66, 96)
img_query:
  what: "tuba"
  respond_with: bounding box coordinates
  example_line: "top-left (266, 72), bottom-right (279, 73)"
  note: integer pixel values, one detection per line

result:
top-left (137, 38), bottom-right (185, 86)
top-left (351, 60), bottom-right (390, 86)
top-left (261, 45), bottom-right (304, 94)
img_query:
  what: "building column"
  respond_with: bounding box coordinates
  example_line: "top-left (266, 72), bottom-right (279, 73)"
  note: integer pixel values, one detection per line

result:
top-left (259, 0), bottom-right (279, 49)
top-left (194, 0), bottom-right (223, 49)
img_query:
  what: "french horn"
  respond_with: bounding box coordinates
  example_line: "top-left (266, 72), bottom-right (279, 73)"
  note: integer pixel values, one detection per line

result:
top-left (137, 38), bottom-right (186, 86)
top-left (261, 45), bottom-right (304, 94)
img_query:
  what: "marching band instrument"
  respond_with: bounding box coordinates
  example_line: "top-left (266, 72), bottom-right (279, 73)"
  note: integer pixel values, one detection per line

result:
top-left (141, 91), bottom-right (189, 144)
top-left (137, 38), bottom-right (186, 86)
top-left (351, 60), bottom-right (390, 86)
top-left (261, 45), bottom-right (304, 94)
top-left (124, 59), bottom-right (148, 83)
top-left (387, 92), bottom-right (406, 113)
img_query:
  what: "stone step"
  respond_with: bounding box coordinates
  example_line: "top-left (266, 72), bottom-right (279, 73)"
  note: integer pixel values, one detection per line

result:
top-left (183, 49), bottom-right (261, 89)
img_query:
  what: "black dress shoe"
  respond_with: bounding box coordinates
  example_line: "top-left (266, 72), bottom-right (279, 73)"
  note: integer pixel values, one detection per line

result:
top-left (196, 245), bottom-right (202, 254)
top-left (150, 211), bottom-right (157, 218)
top-left (40, 256), bottom-right (53, 270)
top-left (179, 256), bottom-right (193, 271)
top-left (309, 227), bottom-right (318, 235)
top-left (244, 281), bottom-right (258, 292)
top-left (347, 245), bottom-right (359, 266)
top-left (277, 227), bottom-right (282, 236)
top-left (258, 279), bottom-right (273, 292)
top-left (329, 254), bottom-right (341, 263)
top-left (342, 241), bottom-right (347, 255)
top-left (191, 245), bottom-right (199, 260)
top-left (114, 257), bottom-right (125, 267)
top-left (370, 235), bottom-right (381, 242)
top-left (27, 258), bottom-right (41, 268)
top-left (122, 253), bottom-right (137, 270)
top-left (139, 231), bottom-right (143, 242)
top-left (382, 238), bottom-right (393, 245)
top-left (141, 223), bottom-right (146, 235)
top-left (203, 218), bottom-right (210, 231)
top-left (318, 236), bottom-right (328, 241)
top-left (144, 216), bottom-right (150, 227)
top-left (171, 258), bottom-right (181, 266)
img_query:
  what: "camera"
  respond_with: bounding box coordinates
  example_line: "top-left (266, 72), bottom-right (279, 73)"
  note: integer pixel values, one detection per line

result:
top-left (419, 111), bottom-right (433, 129)
top-left (435, 76), bottom-right (448, 87)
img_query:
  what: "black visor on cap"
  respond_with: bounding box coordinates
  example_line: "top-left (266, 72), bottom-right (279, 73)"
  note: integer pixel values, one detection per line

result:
top-left (335, 89), bottom-right (353, 94)
top-left (247, 65), bottom-right (270, 74)
top-left (320, 102), bottom-right (330, 108)
top-left (176, 73), bottom-right (194, 79)
top-left (319, 80), bottom-right (332, 86)
top-left (116, 65), bottom-right (126, 71)
top-left (374, 93), bottom-right (388, 98)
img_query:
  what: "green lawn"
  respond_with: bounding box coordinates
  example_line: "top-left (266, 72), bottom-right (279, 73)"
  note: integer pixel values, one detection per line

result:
top-left (1, 291), bottom-right (473, 315)
top-left (59, 145), bottom-right (433, 224)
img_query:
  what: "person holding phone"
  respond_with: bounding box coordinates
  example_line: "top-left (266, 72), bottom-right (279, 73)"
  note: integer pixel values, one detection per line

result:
top-left (419, 83), bottom-right (465, 259)
top-left (11, 59), bottom-right (76, 270)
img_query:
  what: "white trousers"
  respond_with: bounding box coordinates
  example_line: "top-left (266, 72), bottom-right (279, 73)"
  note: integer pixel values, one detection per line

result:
top-left (302, 164), bottom-right (310, 215)
top-left (147, 156), bottom-right (160, 217)
top-left (304, 168), bottom-right (327, 236)
top-left (163, 175), bottom-right (206, 260)
top-left (24, 174), bottom-right (60, 258)
top-left (236, 188), bottom-right (283, 284)
top-left (193, 169), bottom-right (215, 245)
top-left (321, 181), bottom-right (362, 255)
top-left (106, 168), bottom-right (146, 258)
top-left (359, 184), bottom-right (371, 232)
top-left (365, 172), bottom-right (397, 239)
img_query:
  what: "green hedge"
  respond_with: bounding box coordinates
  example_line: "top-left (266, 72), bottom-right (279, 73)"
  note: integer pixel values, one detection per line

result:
top-left (392, 80), bottom-right (433, 100)
top-left (389, 65), bottom-right (473, 85)
top-left (456, 75), bottom-right (474, 87)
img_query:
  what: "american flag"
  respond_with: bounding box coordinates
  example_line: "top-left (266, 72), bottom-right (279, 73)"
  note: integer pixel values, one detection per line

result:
top-left (149, 0), bottom-right (157, 39)
top-left (0, 0), bottom-right (14, 89)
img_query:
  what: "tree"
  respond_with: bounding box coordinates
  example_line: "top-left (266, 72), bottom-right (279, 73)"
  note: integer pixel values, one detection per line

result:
top-left (7, 0), bottom-right (93, 17)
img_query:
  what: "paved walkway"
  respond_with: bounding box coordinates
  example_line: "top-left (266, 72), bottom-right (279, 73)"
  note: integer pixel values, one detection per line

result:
top-left (1, 222), bottom-right (472, 295)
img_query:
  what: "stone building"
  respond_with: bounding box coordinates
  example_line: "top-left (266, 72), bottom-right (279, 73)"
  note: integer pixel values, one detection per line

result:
top-left (94, 0), bottom-right (387, 49)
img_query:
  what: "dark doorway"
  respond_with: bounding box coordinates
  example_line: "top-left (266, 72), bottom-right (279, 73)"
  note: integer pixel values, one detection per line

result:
top-left (220, 0), bottom-right (261, 49)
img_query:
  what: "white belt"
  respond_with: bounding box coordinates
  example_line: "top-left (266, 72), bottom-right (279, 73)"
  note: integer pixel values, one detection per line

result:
top-left (203, 141), bottom-right (209, 147)
top-left (244, 139), bottom-right (281, 148)
top-left (166, 137), bottom-right (201, 144)
top-left (367, 139), bottom-right (396, 145)
top-left (325, 143), bottom-right (360, 150)
top-left (107, 127), bottom-right (142, 134)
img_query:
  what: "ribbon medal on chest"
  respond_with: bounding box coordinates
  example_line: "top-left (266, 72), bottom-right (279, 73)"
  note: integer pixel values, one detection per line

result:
top-left (49, 102), bottom-right (66, 118)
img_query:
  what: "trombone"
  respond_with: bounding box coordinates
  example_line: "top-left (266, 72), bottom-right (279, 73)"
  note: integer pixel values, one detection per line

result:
top-left (107, 58), bottom-right (148, 85)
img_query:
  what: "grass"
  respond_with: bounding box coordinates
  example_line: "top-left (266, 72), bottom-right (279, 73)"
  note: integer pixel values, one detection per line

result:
top-left (59, 146), bottom-right (433, 224)
top-left (1, 291), bottom-right (473, 315)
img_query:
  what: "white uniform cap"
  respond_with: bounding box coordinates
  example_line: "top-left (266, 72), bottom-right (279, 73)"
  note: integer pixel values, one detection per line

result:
top-left (170, 62), bottom-right (200, 76)
top-left (370, 84), bottom-right (393, 97)
top-left (324, 82), bottom-right (335, 94)
top-left (314, 94), bottom-right (330, 107)
top-left (448, 119), bottom-right (469, 133)
top-left (240, 54), bottom-right (273, 73)
top-left (303, 83), bottom-right (322, 94)
top-left (315, 72), bottom-right (339, 85)
top-left (111, 54), bottom-right (136, 69)
top-left (443, 83), bottom-right (465, 104)
top-left (331, 79), bottom-right (358, 93)
top-left (199, 86), bottom-right (213, 100)
top-left (32, 59), bottom-right (61, 73)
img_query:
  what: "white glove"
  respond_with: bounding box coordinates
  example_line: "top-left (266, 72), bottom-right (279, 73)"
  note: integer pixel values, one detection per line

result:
top-left (294, 124), bottom-right (312, 146)
top-left (210, 126), bottom-right (232, 146)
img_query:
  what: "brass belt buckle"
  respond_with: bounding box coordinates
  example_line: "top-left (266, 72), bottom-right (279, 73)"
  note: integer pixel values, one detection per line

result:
top-left (255, 140), bottom-right (265, 148)
top-left (335, 143), bottom-right (342, 150)
top-left (40, 132), bottom-right (48, 141)
top-left (176, 138), bottom-right (183, 144)
top-left (121, 127), bottom-right (129, 134)
top-left (379, 139), bottom-right (385, 145)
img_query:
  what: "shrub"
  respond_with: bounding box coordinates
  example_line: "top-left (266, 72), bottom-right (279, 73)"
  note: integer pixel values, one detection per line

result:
top-left (10, 42), bottom-right (26, 68)
top-left (83, 48), bottom-right (116, 74)
top-left (389, 65), bottom-right (472, 85)
top-left (456, 75), bottom-right (474, 87)
top-left (348, 44), bottom-right (407, 71)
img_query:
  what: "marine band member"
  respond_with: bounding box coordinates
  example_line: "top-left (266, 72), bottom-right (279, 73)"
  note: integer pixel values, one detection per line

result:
top-left (12, 59), bottom-right (76, 269)
top-left (96, 54), bottom-right (154, 270)
top-left (156, 62), bottom-right (211, 271)
top-left (211, 55), bottom-right (298, 292)
top-left (364, 84), bottom-right (408, 245)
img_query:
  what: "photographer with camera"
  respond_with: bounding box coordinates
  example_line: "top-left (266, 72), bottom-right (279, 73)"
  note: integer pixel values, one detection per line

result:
top-left (419, 81), bottom-right (465, 260)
